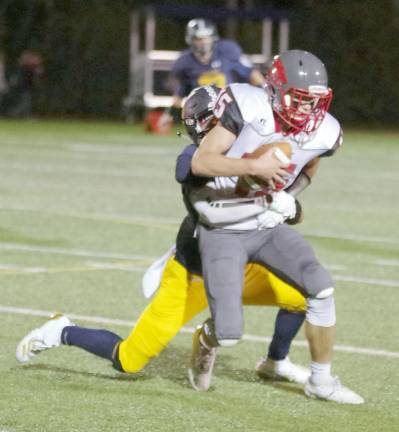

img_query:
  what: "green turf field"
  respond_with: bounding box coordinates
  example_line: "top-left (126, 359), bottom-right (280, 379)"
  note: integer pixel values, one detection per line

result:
top-left (0, 119), bottom-right (398, 432)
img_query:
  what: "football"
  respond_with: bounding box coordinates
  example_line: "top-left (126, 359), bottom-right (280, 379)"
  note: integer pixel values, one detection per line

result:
top-left (236, 141), bottom-right (293, 195)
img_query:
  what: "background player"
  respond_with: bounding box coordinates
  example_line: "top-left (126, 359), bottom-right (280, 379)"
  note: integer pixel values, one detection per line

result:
top-left (171, 18), bottom-right (265, 108)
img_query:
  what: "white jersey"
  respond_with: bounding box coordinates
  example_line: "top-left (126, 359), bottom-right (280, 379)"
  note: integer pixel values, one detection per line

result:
top-left (193, 83), bottom-right (342, 230)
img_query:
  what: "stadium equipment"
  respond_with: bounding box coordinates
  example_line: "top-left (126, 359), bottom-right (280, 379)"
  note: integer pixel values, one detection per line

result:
top-left (266, 50), bottom-right (333, 133)
top-left (255, 356), bottom-right (310, 384)
top-left (16, 313), bottom-right (74, 363)
top-left (188, 324), bottom-right (217, 391)
top-left (237, 141), bottom-right (293, 194)
top-left (305, 376), bottom-right (365, 404)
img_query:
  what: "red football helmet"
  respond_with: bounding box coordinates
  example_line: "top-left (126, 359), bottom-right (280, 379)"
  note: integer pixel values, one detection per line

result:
top-left (266, 50), bottom-right (333, 134)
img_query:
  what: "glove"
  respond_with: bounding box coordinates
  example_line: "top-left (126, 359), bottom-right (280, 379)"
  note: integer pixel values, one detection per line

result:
top-left (269, 190), bottom-right (296, 220)
top-left (257, 210), bottom-right (285, 230)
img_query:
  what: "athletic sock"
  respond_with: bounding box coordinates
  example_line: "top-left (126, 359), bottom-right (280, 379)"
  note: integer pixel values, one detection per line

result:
top-left (310, 361), bottom-right (332, 383)
top-left (61, 326), bottom-right (122, 361)
top-left (268, 309), bottom-right (305, 360)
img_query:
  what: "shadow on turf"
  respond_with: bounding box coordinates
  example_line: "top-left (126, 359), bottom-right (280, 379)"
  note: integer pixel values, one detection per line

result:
top-left (17, 363), bottom-right (147, 382)
top-left (15, 347), bottom-right (304, 396)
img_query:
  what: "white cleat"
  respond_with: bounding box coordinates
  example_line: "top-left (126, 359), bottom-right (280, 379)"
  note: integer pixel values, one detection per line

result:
top-left (16, 313), bottom-right (74, 363)
top-left (304, 376), bottom-right (364, 404)
top-left (256, 356), bottom-right (310, 385)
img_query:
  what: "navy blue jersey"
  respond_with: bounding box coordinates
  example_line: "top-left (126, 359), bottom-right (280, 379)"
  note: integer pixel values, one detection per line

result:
top-left (172, 39), bottom-right (254, 98)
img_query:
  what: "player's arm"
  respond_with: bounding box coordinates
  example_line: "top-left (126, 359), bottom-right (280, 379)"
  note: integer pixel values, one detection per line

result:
top-left (191, 89), bottom-right (288, 182)
top-left (249, 68), bottom-right (266, 87)
top-left (189, 186), bottom-right (267, 226)
top-left (175, 143), bottom-right (210, 186)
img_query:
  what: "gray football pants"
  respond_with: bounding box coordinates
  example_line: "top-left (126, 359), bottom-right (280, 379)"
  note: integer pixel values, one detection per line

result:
top-left (197, 223), bottom-right (333, 342)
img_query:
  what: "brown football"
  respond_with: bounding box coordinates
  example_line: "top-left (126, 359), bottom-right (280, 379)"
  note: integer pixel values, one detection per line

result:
top-left (236, 141), bottom-right (292, 195)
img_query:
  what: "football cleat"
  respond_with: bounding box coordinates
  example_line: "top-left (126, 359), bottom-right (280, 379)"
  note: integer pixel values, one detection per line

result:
top-left (16, 313), bottom-right (74, 363)
top-left (188, 325), bottom-right (217, 391)
top-left (256, 356), bottom-right (310, 385)
top-left (304, 376), bottom-right (364, 404)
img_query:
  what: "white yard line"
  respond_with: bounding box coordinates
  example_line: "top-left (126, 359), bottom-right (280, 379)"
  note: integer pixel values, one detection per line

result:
top-left (1, 305), bottom-right (398, 359)
top-left (0, 206), bottom-right (180, 227)
top-left (301, 229), bottom-right (399, 245)
top-left (0, 160), bottom-right (169, 180)
top-left (373, 259), bottom-right (399, 267)
top-left (0, 242), bottom-right (152, 261)
top-left (333, 275), bottom-right (399, 288)
top-left (1, 204), bottom-right (398, 245)
top-left (0, 242), bottom-right (398, 287)
top-left (67, 143), bottom-right (179, 156)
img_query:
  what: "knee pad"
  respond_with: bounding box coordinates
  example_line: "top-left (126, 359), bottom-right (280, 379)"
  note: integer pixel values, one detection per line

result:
top-left (306, 288), bottom-right (336, 327)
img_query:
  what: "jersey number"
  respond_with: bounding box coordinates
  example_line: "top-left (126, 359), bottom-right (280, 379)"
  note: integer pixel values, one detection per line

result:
top-left (214, 91), bottom-right (233, 118)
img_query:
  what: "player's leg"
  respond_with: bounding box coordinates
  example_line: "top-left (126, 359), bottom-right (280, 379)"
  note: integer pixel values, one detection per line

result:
top-left (241, 264), bottom-right (308, 384)
top-left (251, 224), bottom-right (364, 404)
top-left (188, 226), bottom-right (247, 391)
top-left (118, 257), bottom-right (208, 373)
top-left (198, 225), bottom-right (247, 345)
top-left (16, 257), bottom-right (208, 371)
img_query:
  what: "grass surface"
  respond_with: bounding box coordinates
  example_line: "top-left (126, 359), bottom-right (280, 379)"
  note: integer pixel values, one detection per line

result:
top-left (0, 119), bottom-right (398, 431)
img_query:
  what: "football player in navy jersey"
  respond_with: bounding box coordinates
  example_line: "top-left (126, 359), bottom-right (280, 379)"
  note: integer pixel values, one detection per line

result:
top-left (15, 86), bottom-right (310, 387)
top-left (171, 18), bottom-right (265, 108)
top-left (189, 50), bottom-right (364, 404)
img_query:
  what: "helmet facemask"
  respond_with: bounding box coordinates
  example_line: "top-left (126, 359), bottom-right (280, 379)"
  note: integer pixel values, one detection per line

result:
top-left (183, 109), bottom-right (217, 145)
top-left (274, 86), bottom-right (332, 134)
top-left (182, 85), bottom-right (220, 145)
top-left (190, 36), bottom-right (215, 63)
top-left (266, 51), bottom-right (333, 134)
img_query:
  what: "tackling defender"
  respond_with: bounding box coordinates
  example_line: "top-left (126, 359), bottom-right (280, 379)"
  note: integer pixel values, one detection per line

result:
top-left (15, 86), bottom-right (309, 386)
top-left (188, 50), bottom-right (364, 404)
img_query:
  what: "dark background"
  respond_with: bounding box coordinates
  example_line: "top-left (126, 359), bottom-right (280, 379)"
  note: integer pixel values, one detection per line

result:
top-left (1, 0), bottom-right (398, 125)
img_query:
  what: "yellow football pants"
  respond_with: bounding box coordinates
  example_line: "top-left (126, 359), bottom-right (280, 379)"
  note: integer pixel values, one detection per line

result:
top-left (118, 257), bottom-right (306, 373)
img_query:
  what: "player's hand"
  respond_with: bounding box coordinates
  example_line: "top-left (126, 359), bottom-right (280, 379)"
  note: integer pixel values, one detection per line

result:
top-left (269, 191), bottom-right (296, 220)
top-left (250, 148), bottom-right (289, 185)
top-left (257, 210), bottom-right (285, 230)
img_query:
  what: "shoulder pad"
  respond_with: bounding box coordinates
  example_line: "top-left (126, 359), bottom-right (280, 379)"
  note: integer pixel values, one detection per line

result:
top-left (229, 84), bottom-right (273, 126)
top-left (300, 113), bottom-right (342, 153)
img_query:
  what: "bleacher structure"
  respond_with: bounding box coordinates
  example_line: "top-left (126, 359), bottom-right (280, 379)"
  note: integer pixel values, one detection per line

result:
top-left (125, 4), bottom-right (290, 118)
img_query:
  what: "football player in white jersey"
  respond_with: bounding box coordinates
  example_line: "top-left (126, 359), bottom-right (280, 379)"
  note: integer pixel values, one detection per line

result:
top-left (188, 50), bottom-right (364, 404)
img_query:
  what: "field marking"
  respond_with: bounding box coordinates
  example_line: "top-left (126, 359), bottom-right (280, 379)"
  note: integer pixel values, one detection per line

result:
top-left (1, 204), bottom-right (398, 245)
top-left (67, 143), bottom-right (179, 156)
top-left (0, 159), bottom-right (171, 180)
top-left (374, 259), bottom-right (399, 267)
top-left (1, 242), bottom-right (399, 288)
top-left (301, 229), bottom-right (399, 246)
top-left (334, 275), bottom-right (399, 288)
top-left (0, 242), bottom-right (153, 261)
top-left (1, 305), bottom-right (398, 359)
top-left (0, 206), bottom-right (179, 230)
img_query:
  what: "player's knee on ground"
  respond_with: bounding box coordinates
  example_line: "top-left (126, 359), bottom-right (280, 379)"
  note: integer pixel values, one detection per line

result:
top-left (306, 288), bottom-right (336, 327)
